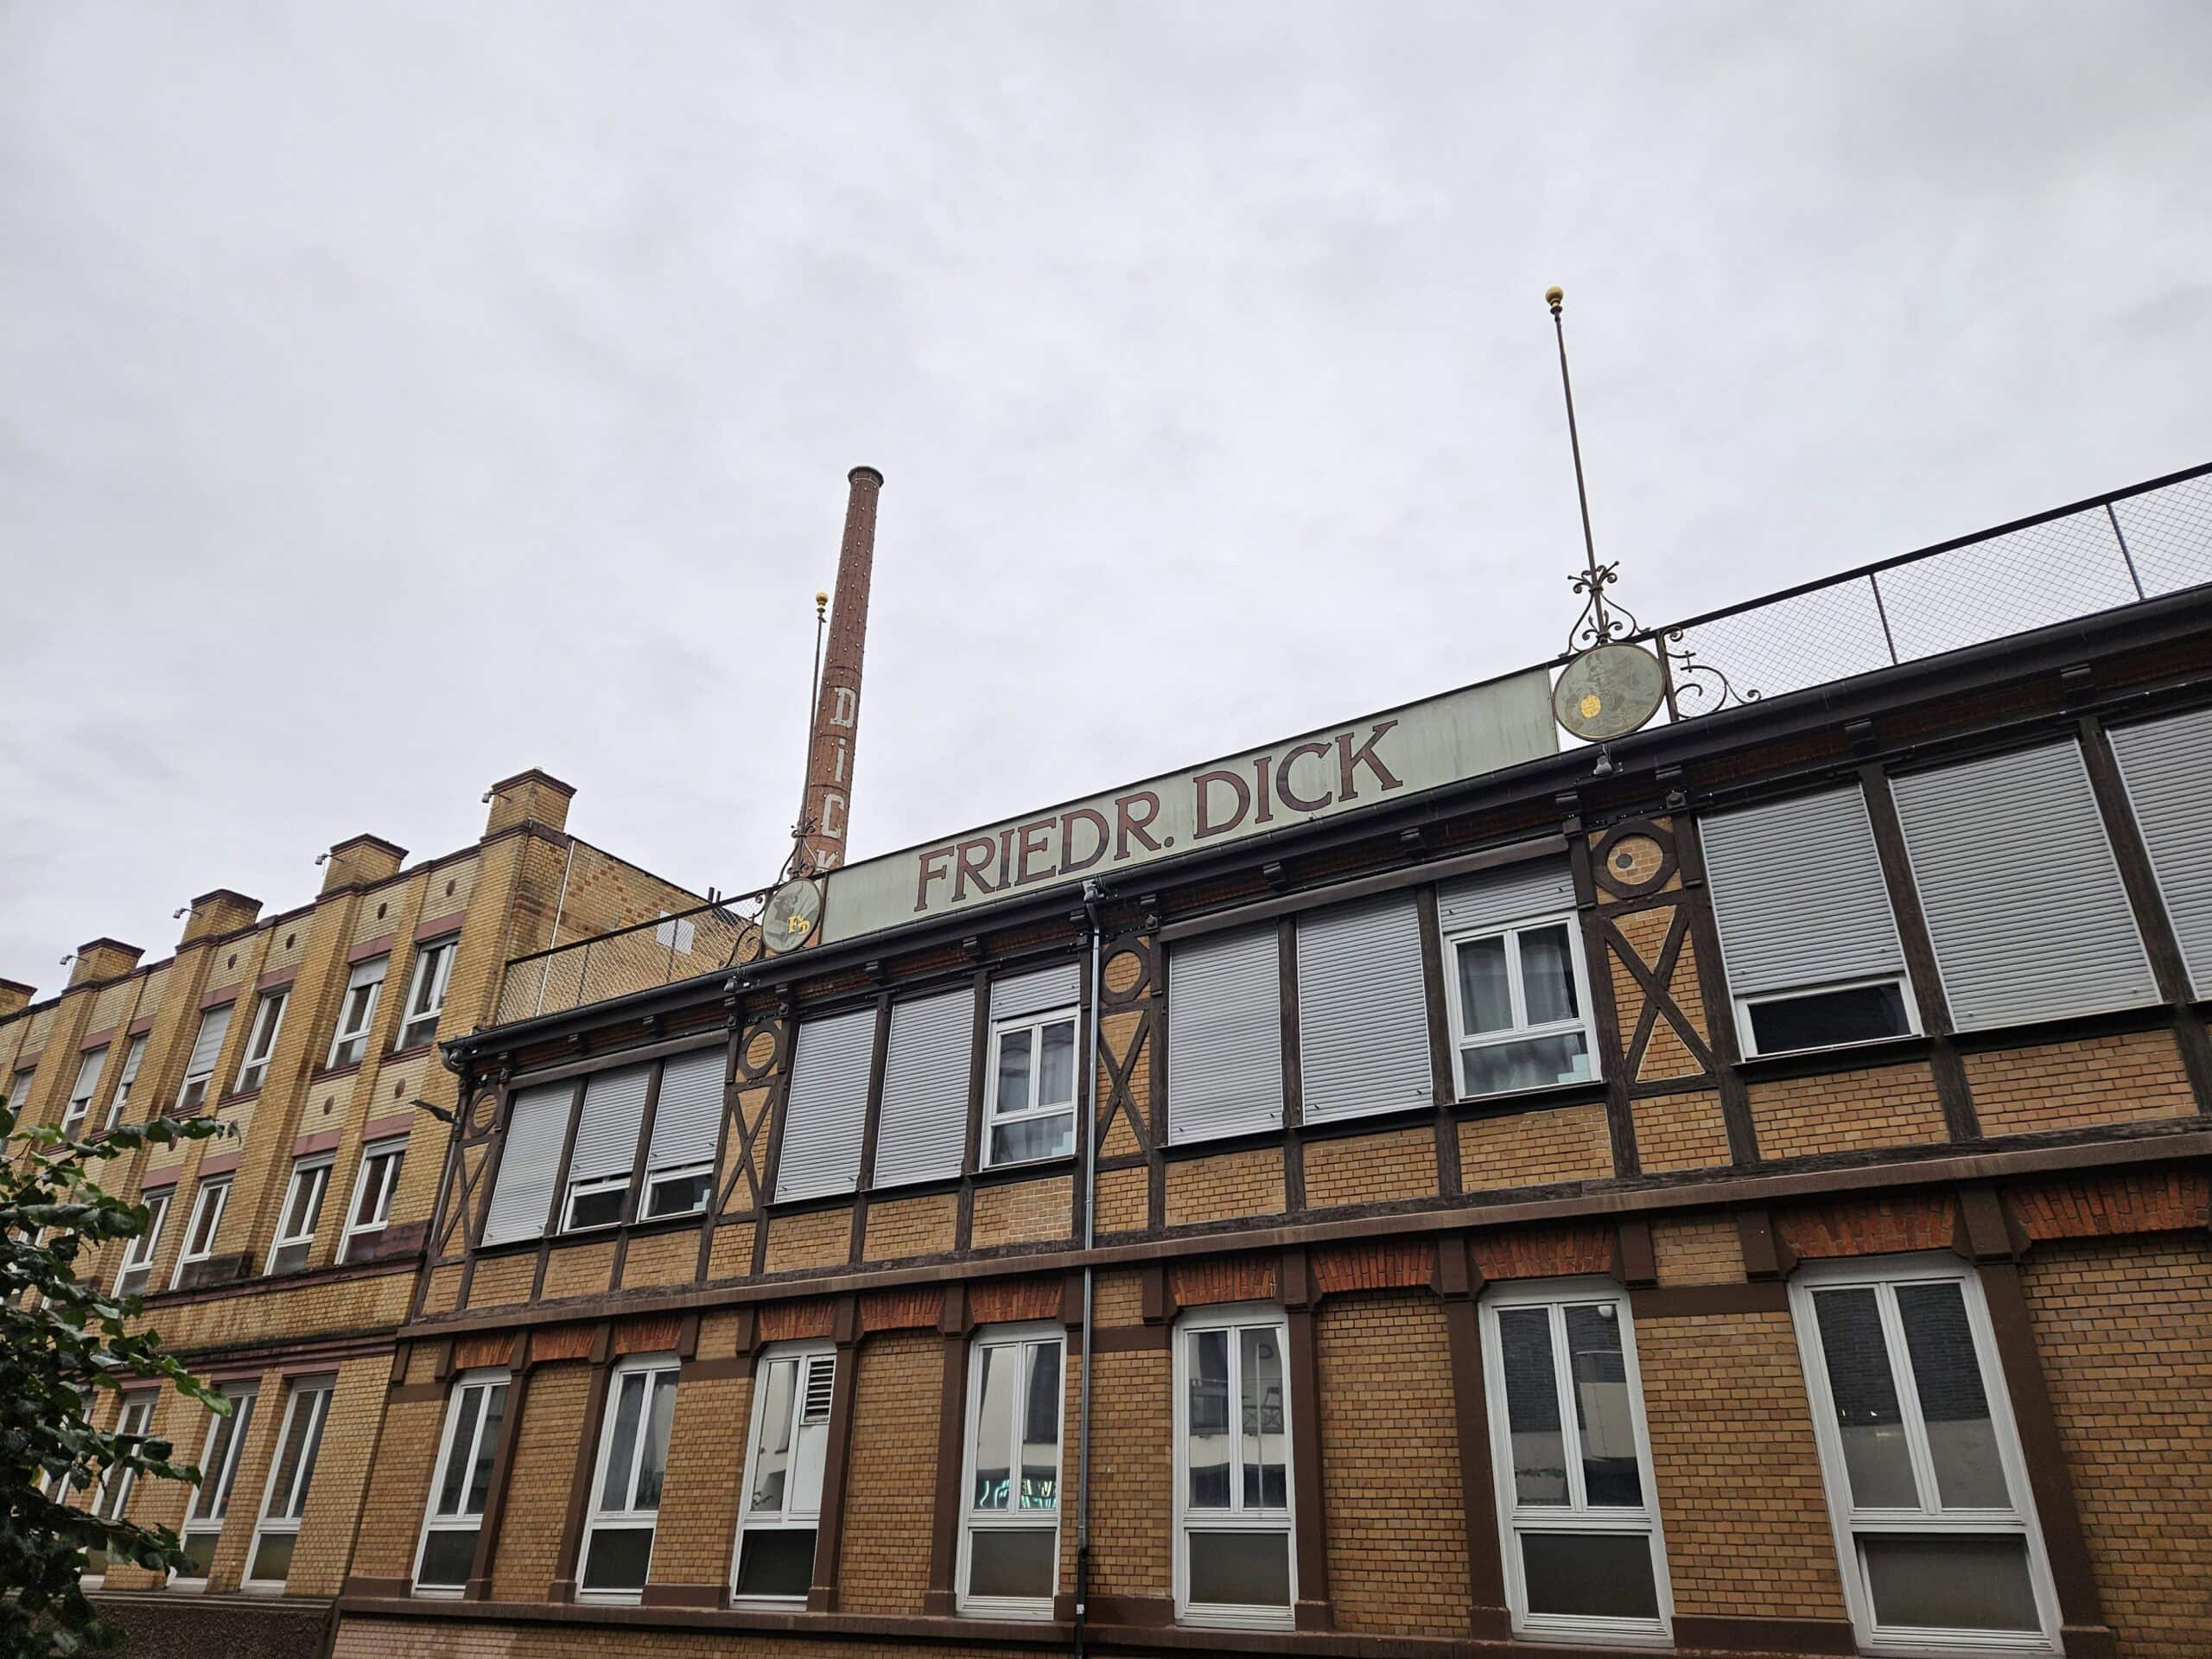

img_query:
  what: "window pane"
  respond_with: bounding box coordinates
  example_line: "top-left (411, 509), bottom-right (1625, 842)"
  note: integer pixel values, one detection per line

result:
top-left (249, 1530), bottom-right (296, 1585)
top-left (179, 1530), bottom-right (219, 1579)
top-left (1037, 1020), bottom-right (1076, 1107)
top-left (1020, 1344), bottom-right (1061, 1510)
top-left (969, 1527), bottom-right (1056, 1599)
top-left (645, 1170), bottom-right (711, 1217)
top-left (416, 1527), bottom-right (478, 1588)
top-left (972, 1346), bottom-right (1016, 1510)
top-left (1459, 1033), bottom-right (1591, 1097)
top-left (1861, 1534), bottom-right (2040, 1631)
top-left (1813, 1288), bottom-right (1917, 1510)
top-left (734, 1526), bottom-right (815, 1597)
top-left (1519, 925), bottom-right (1580, 1026)
top-left (634, 1374), bottom-right (676, 1510)
top-left (750, 1361), bottom-right (795, 1513)
top-left (464, 1383), bottom-right (506, 1513)
top-left (995, 1029), bottom-right (1033, 1116)
top-left (600, 1373), bottom-right (645, 1510)
top-left (1186, 1529), bottom-right (1290, 1607)
top-left (355, 1155), bottom-right (394, 1227)
top-left (1457, 936), bottom-right (1512, 1033)
top-left (568, 1185), bottom-right (626, 1230)
top-left (1497, 1307), bottom-right (1568, 1504)
top-left (1748, 982), bottom-right (1909, 1054)
top-left (1520, 1530), bottom-right (1661, 1619)
top-left (990, 1112), bottom-right (1074, 1165)
top-left (1894, 1282), bottom-right (2008, 1510)
top-left (581, 1523), bottom-right (654, 1592)
top-left (1239, 1327), bottom-right (1287, 1510)
top-left (1187, 1330), bottom-right (1230, 1509)
top-left (435, 1389), bottom-right (485, 1516)
top-left (1563, 1304), bottom-right (1642, 1507)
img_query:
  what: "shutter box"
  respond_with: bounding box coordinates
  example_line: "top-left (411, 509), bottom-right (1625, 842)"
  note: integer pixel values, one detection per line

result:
top-left (1166, 925), bottom-right (1282, 1145)
top-left (990, 963), bottom-right (1080, 1023)
top-left (1436, 856), bottom-right (1576, 938)
top-left (775, 1007), bottom-right (875, 1201)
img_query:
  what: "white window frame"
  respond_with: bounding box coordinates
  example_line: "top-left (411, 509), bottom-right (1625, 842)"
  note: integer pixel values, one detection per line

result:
top-left (981, 1004), bottom-right (1080, 1171)
top-left (175, 1383), bottom-right (258, 1586)
top-left (1440, 912), bottom-right (1600, 1103)
top-left (106, 1034), bottom-right (148, 1131)
top-left (170, 1176), bottom-right (232, 1290)
top-left (326, 956), bottom-right (388, 1070)
top-left (337, 1137), bottom-right (408, 1263)
top-left (562, 1173), bottom-right (630, 1233)
top-left (176, 1004), bottom-right (232, 1112)
top-left (116, 1190), bottom-right (170, 1295)
top-left (1789, 1256), bottom-right (2062, 1657)
top-left (264, 1154), bottom-right (334, 1275)
top-left (641, 1160), bottom-right (712, 1220)
top-left (83, 1391), bottom-right (158, 1586)
top-left (1479, 1277), bottom-right (1673, 1646)
top-left (730, 1342), bottom-right (836, 1604)
top-left (577, 1354), bottom-right (678, 1605)
top-left (1171, 1301), bottom-right (1297, 1631)
top-left (411, 1369), bottom-right (509, 1597)
top-left (8, 1065), bottom-right (35, 1116)
top-left (61, 1046), bottom-right (107, 1138)
top-left (244, 1376), bottom-right (334, 1591)
top-left (397, 937), bottom-right (457, 1052)
top-left (957, 1323), bottom-right (1065, 1618)
top-left (234, 988), bottom-right (289, 1095)
top-left (1735, 972), bottom-right (1921, 1061)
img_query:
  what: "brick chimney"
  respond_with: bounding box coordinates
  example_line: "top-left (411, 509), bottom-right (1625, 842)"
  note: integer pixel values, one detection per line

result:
top-left (69, 939), bottom-right (143, 988)
top-left (181, 890), bottom-right (262, 944)
top-left (794, 467), bottom-right (884, 875)
top-left (0, 980), bottom-right (35, 1019)
top-left (484, 769), bottom-right (575, 838)
top-left (322, 834), bottom-right (408, 893)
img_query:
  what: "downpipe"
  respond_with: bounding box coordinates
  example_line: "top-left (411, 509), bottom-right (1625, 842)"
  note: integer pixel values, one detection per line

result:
top-left (1074, 878), bottom-right (1107, 1659)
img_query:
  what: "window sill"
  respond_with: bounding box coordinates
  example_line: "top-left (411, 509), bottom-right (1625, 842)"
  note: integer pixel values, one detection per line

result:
top-left (384, 1041), bottom-right (437, 1065)
top-left (1733, 1033), bottom-right (1931, 1081)
top-left (216, 1088), bottom-right (262, 1109)
top-left (973, 1151), bottom-right (1077, 1185)
top-left (310, 1061), bottom-right (365, 1084)
top-left (1449, 1077), bottom-right (1609, 1116)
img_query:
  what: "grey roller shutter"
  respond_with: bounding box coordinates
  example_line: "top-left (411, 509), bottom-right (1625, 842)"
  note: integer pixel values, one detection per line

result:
top-left (1297, 893), bottom-right (1433, 1123)
top-left (647, 1049), bottom-right (723, 1173)
top-left (566, 1063), bottom-right (652, 1185)
top-left (482, 1082), bottom-right (572, 1244)
top-left (1166, 925), bottom-right (1282, 1144)
top-left (1701, 789), bottom-right (1906, 996)
top-left (990, 963), bottom-right (1080, 1022)
top-left (873, 990), bottom-right (973, 1188)
top-left (775, 1007), bottom-right (875, 1200)
top-left (1891, 741), bottom-right (2155, 1029)
top-left (2108, 709), bottom-right (2212, 996)
top-left (1436, 856), bottom-right (1576, 937)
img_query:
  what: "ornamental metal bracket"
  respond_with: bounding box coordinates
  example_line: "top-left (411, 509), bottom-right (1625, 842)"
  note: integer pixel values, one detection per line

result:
top-left (1662, 627), bottom-right (1761, 713)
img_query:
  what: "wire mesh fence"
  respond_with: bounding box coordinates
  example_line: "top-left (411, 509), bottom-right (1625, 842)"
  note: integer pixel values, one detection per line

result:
top-left (491, 892), bottom-right (768, 1026)
top-left (1655, 465), bottom-right (2212, 717)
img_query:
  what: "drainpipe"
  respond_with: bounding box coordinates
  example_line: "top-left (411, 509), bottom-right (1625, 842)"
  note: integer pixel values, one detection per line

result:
top-left (1075, 877), bottom-right (1107, 1659)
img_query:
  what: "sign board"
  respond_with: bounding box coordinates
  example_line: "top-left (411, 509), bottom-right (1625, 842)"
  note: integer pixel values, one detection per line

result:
top-left (815, 667), bottom-right (1557, 946)
top-left (1552, 643), bottom-right (1666, 741)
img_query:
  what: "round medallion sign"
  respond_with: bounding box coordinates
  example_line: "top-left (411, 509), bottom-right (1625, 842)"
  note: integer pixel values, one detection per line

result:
top-left (1553, 644), bottom-right (1666, 741)
top-left (760, 878), bottom-right (824, 955)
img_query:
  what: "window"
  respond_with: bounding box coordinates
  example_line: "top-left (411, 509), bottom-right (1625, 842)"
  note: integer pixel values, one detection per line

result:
top-left (579, 1357), bottom-right (677, 1601)
top-left (62, 1046), bottom-right (107, 1137)
top-left (327, 957), bottom-right (388, 1068)
top-left (246, 1376), bottom-right (334, 1587)
top-left (984, 1007), bottom-right (1077, 1167)
top-left (337, 1138), bottom-right (407, 1263)
top-left (178, 1384), bottom-right (257, 1581)
top-left (84, 1393), bottom-right (156, 1581)
top-left (1481, 1281), bottom-right (1670, 1643)
top-left (871, 990), bottom-right (972, 1189)
top-left (1296, 894), bottom-right (1433, 1124)
top-left (1702, 790), bottom-right (1917, 1057)
top-left (171, 1176), bottom-right (231, 1290)
top-left (106, 1034), bottom-right (148, 1131)
top-left (732, 1345), bottom-right (835, 1601)
top-left (7, 1065), bottom-right (35, 1116)
top-left (234, 988), bottom-right (289, 1094)
top-left (2108, 708), bottom-right (2212, 997)
top-left (959, 1326), bottom-right (1064, 1615)
top-left (1173, 1304), bottom-right (1294, 1628)
top-left (397, 937), bottom-right (457, 1051)
top-left (116, 1190), bottom-right (170, 1295)
top-left (774, 1009), bottom-right (873, 1201)
top-left (177, 1003), bottom-right (232, 1111)
top-left (413, 1370), bottom-right (509, 1595)
top-left (1792, 1260), bottom-right (2060, 1654)
top-left (1444, 916), bottom-right (1597, 1100)
top-left (652, 912), bottom-right (696, 955)
top-left (265, 1156), bottom-right (333, 1275)
top-left (563, 1064), bottom-right (651, 1231)
top-left (641, 1049), bottom-right (721, 1220)
top-left (1165, 927), bottom-right (1283, 1144)
top-left (480, 1083), bottom-right (570, 1246)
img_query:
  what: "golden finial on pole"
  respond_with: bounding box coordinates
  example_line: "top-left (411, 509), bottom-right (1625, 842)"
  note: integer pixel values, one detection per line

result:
top-left (815, 589), bottom-right (829, 620)
top-left (1545, 284), bottom-right (1564, 315)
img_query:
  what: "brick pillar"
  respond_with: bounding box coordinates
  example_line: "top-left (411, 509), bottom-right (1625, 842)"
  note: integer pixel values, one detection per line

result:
top-left (1434, 1236), bottom-right (1512, 1638)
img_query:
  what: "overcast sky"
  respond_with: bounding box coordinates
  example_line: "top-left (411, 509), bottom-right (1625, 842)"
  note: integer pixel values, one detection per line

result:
top-left (4, 2), bottom-right (2209, 990)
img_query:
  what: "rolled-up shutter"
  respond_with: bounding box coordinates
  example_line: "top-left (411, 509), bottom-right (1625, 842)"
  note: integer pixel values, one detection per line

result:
top-left (567, 1063), bottom-right (652, 1185)
top-left (1700, 789), bottom-right (1905, 996)
top-left (990, 963), bottom-right (1080, 1022)
top-left (1892, 742), bottom-right (2154, 1029)
top-left (2108, 709), bottom-right (2212, 995)
top-left (1436, 856), bottom-right (1576, 937)
top-left (186, 1005), bottom-right (232, 1076)
top-left (1297, 894), bottom-right (1433, 1123)
top-left (775, 1007), bottom-right (875, 1200)
top-left (482, 1083), bottom-right (572, 1244)
top-left (647, 1049), bottom-right (724, 1174)
top-left (873, 991), bottom-right (973, 1188)
top-left (1166, 925), bottom-right (1282, 1145)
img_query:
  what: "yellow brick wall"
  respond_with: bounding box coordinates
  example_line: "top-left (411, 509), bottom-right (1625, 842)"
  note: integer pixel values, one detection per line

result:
top-left (1300, 1127), bottom-right (1438, 1211)
top-left (1081, 1348), bottom-right (1172, 1599)
top-left (1965, 1029), bottom-right (2196, 1136)
top-left (1750, 1062), bottom-right (1950, 1160)
top-left (969, 1175), bottom-right (1072, 1249)
top-left (862, 1191), bottom-right (957, 1262)
top-left (837, 1332), bottom-right (942, 1614)
top-left (286, 1357), bottom-right (392, 1595)
top-left (708, 1222), bottom-right (755, 1281)
top-left (763, 1206), bottom-right (852, 1275)
top-left (490, 1363), bottom-right (593, 1601)
top-left (1094, 1166), bottom-right (1147, 1234)
top-left (647, 1364), bottom-right (750, 1589)
top-left (467, 1251), bottom-right (536, 1309)
top-left (2022, 1236), bottom-right (2212, 1659)
top-left (1650, 1217), bottom-right (1744, 1286)
top-left (1630, 1090), bottom-right (1732, 1173)
top-left (1458, 1102), bottom-right (1613, 1190)
top-left (1164, 1148), bottom-right (1284, 1226)
top-left (346, 1382), bottom-right (448, 1583)
top-left (543, 1239), bottom-right (617, 1300)
top-left (621, 1228), bottom-right (701, 1290)
top-left (1315, 1291), bottom-right (1470, 1635)
top-left (1637, 1311), bottom-right (1847, 1619)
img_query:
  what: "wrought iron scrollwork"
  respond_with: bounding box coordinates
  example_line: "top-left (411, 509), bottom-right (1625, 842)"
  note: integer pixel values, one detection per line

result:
top-left (1663, 628), bottom-right (1760, 713)
top-left (1564, 559), bottom-right (1644, 656)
